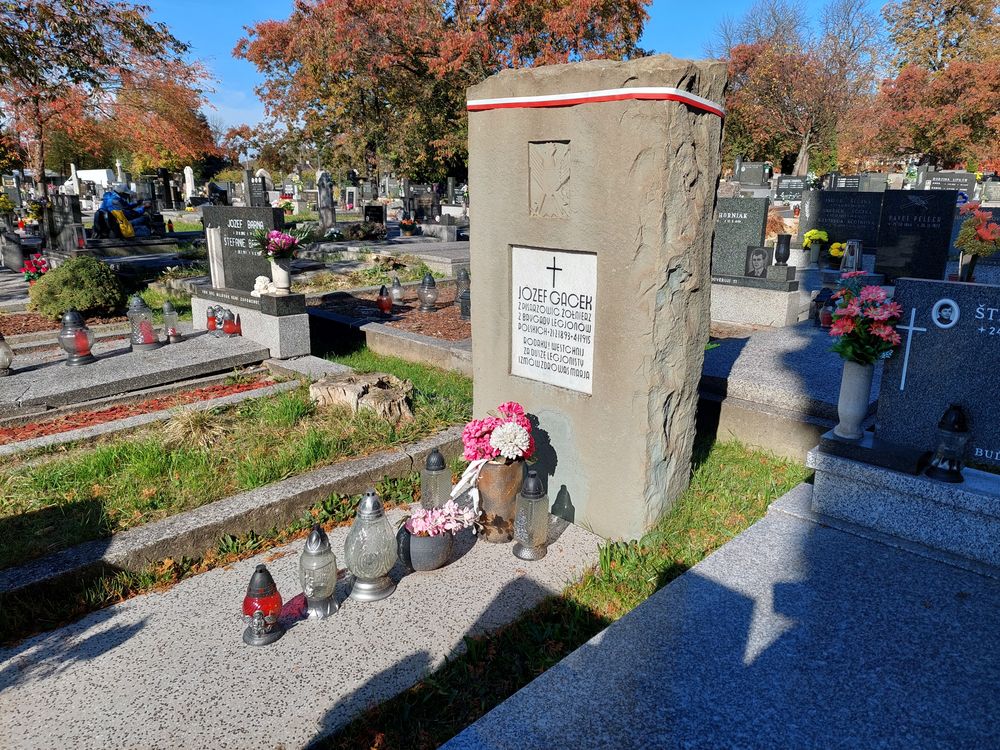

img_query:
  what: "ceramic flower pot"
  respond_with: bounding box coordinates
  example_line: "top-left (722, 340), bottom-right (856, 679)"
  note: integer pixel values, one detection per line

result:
top-left (834, 359), bottom-right (874, 440)
top-left (269, 258), bottom-right (291, 295)
top-left (477, 459), bottom-right (523, 543)
top-left (396, 527), bottom-right (453, 572)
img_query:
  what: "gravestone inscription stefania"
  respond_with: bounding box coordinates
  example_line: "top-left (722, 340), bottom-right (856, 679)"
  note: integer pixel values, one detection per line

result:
top-left (875, 278), bottom-right (1000, 468)
top-left (202, 205), bottom-right (284, 292)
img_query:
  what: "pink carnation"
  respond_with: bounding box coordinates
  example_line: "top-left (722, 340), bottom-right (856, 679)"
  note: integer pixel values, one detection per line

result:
top-left (830, 316), bottom-right (856, 337)
top-left (859, 285), bottom-right (887, 304)
top-left (840, 270), bottom-right (866, 279)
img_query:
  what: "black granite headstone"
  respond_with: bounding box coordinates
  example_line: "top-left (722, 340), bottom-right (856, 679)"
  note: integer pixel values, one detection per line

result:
top-left (2, 175), bottom-right (22, 208)
top-left (775, 176), bottom-right (806, 202)
top-left (413, 191), bottom-right (440, 222)
top-left (875, 190), bottom-right (956, 282)
top-left (796, 190), bottom-right (883, 248)
top-left (48, 194), bottom-right (83, 251)
top-left (875, 278), bottom-right (1000, 468)
top-left (711, 197), bottom-right (769, 276)
top-left (736, 161), bottom-right (767, 185)
top-left (832, 174), bottom-right (861, 191)
top-left (363, 204), bottom-right (387, 225)
top-left (928, 172), bottom-right (976, 195)
top-left (202, 205), bottom-right (284, 292)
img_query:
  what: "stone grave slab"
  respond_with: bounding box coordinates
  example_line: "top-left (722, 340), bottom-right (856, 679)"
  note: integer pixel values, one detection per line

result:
top-left (0, 334), bottom-right (269, 415)
top-left (0, 512), bottom-right (601, 750)
top-left (796, 190), bottom-right (882, 248)
top-left (468, 55), bottom-right (726, 539)
top-left (444, 484), bottom-right (1000, 750)
top-left (875, 278), bottom-right (1000, 468)
top-left (201, 205), bottom-right (284, 291)
top-left (712, 197), bottom-right (769, 276)
top-left (875, 190), bottom-right (956, 282)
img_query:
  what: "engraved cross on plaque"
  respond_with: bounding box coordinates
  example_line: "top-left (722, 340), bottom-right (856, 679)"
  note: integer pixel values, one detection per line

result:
top-left (895, 307), bottom-right (927, 392)
top-left (546, 256), bottom-right (563, 288)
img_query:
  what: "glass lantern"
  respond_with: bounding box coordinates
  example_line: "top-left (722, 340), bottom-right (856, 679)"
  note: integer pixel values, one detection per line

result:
top-left (222, 309), bottom-right (238, 336)
top-left (925, 404), bottom-right (970, 484)
top-left (841, 239), bottom-right (862, 273)
top-left (213, 307), bottom-right (225, 337)
top-left (127, 295), bottom-right (161, 351)
top-left (417, 272), bottom-right (439, 312)
top-left (389, 276), bottom-right (404, 304)
top-left (420, 447), bottom-right (451, 509)
top-left (162, 301), bottom-right (182, 344)
top-left (206, 305), bottom-right (217, 331)
top-left (376, 284), bottom-right (393, 316)
top-left (57, 309), bottom-right (97, 366)
top-left (455, 268), bottom-right (470, 300)
top-left (0, 332), bottom-right (13, 376)
top-left (242, 563), bottom-right (284, 646)
top-left (513, 470), bottom-right (549, 561)
top-left (344, 489), bottom-right (397, 601)
top-left (299, 524), bottom-right (339, 620)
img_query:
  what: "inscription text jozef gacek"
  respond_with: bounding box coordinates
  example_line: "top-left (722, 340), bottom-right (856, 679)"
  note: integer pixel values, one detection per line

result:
top-left (511, 246), bottom-right (597, 394)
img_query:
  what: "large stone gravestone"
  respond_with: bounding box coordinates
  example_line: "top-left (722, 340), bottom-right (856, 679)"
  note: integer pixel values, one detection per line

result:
top-left (736, 161), bottom-right (767, 185)
top-left (47, 194), bottom-right (83, 252)
top-left (775, 176), bottom-right (806, 202)
top-left (831, 173), bottom-right (860, 191)
top-left (363, 204), bottom-right (387, 225)
top-left (875, 278), bottom-right (1000, 468)
top-left (796, 189), bottom-right (882, 248)
top-left (316, 173), bottom-right (336, 229)
top-left (468, 55), bottom-right (726, 539)
top-left (413, 190), bottom-right (440, 222)
top-left (201, 205), bottom-right (284, 291)
top-left (711, 197), bottom-right (768, 276)
top-left (2, 174), bottom-right (22, 208)
top-left (875, 190), bottom-right (956, 282)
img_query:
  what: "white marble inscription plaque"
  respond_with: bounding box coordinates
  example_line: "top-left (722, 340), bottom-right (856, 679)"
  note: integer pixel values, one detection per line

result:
top-left (511, 246), bottom-right (596, 394)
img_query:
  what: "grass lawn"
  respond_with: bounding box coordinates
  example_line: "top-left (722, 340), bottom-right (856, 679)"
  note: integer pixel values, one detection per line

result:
top-left (318, 438), bottom-right (811, 749)
top-left (0, 350), bottom-right (471, 571)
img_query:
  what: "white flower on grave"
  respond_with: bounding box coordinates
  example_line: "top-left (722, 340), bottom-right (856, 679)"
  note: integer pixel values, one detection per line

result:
top-left (489, 422), bottom-right (531, 460)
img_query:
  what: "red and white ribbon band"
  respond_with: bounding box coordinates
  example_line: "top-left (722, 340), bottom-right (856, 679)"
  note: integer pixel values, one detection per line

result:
top-left (467, 86), bottom-right (724, 117)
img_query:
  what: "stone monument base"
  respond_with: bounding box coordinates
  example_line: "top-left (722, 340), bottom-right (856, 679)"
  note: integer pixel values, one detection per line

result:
top-left (192, 287), bottom-right (310, 359)
top-left (807, 444), bottom-right (1000, 567)
top-left (710, 280), bottom-right (803, 327)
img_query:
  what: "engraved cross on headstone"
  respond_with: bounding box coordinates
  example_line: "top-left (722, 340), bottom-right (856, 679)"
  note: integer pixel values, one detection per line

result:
top-left (895, 307), bottom-right (927, 391)
top-left (547, 256), bottom-right (563, 288)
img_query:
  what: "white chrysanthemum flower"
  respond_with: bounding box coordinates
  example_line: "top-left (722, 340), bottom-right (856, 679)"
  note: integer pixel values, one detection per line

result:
top-left (489, 421), bottom-right (530, 460)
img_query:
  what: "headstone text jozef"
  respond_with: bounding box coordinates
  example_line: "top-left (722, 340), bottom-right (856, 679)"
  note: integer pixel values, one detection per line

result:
top-left (468, 55), bottom-right (726, 539)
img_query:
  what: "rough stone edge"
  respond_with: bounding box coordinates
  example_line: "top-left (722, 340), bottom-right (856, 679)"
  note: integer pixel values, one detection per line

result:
top-left (0, 426), bottom-right (464, 595)
top-left (771, 482), bottom-right (1000, 582)
top-left (0, 381), bottom-right (299, 458)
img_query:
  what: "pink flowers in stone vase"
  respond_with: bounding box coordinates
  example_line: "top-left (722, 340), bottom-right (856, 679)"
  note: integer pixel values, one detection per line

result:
top-left (461, 401), bottom-right (535, 463)
top-left (829, 271), bottom-right (902, 365)
top-left (250, 227), bottom-right (309, 260)
top-left (404, 500), bottom-right (478, 537)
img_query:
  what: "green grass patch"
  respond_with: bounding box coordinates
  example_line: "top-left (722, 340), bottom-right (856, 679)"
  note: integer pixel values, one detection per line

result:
top-left (318, 438), bottom-right (810, 750)
top-left (0, 351), bottom-right (471, 571)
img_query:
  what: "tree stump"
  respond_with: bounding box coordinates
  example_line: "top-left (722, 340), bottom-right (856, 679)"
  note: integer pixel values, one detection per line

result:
top-left (309, 372), bottom-right (414, 422)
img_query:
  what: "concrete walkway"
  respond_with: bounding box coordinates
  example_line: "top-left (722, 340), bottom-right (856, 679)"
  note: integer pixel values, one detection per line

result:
top-left (0, 516), bottom-right (601, 749)
top-left (0, 268), bottom-right (29, 311)
top-left (444, 484), bottom-right (1000, 749)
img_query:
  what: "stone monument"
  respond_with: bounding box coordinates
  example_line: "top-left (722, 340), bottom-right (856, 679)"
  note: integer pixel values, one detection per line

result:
top-left (467, 55), bottom-right (726, 539)
top-left (317, 172), bottom-right (336, 230)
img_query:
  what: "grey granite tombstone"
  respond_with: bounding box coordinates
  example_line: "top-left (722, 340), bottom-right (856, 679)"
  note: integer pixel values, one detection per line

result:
top-left (875, 190), bottom-right (956, 282)
top-left (414, 190), bottom-right (440, 222)
top-left (736, 161), bottom-right (767, 185)
top-left (859, 173), bottom-right (888, 193)
top-left (796, 190), bottom-right (882, 248)
top-left (928, 171), bottom-right (976, 195)
top-left (201, 205), bottom-right (284, 291)
top-left (983, 181), bottom-right (1000, 202)
top-left (2, 174), bottom-right (21, 208)
top-left (875, 278), bottom-right (1000, 468)
top-left (363, 204), bottom-right (387, 225)
top-left (775, 176), bottom-right (806, 202)
top-left (711, 197), bottom-right (768, 276)
top-left (47, 194), bottom-right (83, 251)
top-left (317, 173), bottom-right (336, 229)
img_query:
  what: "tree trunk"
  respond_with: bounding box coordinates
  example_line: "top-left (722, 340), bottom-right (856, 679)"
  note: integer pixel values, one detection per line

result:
top-left (793, 131), bottom-right (811, 176)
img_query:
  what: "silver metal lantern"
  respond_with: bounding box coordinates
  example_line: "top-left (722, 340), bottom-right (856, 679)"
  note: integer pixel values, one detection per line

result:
top-left (417, 272), bottom-right (438, 312)
top-left (299, 524), bottom-right (339, 619)
top-left (420, 447), bottom-right (451, 509)
top-left (344, 490), bottom-right (397, 601)
top-left (57, 309), bottom-right (97, 366)
top-left (513, 470), bottom-right (549, 561)
top-left (162, 300), bottom-right (182, 344)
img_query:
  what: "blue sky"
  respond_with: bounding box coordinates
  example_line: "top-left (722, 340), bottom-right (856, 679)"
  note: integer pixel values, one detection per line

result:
top-left (144, 0), bottom-right (803, 129)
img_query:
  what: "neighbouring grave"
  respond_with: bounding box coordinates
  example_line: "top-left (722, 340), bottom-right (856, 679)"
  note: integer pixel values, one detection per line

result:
top-left (243, 169), bottom-right (268, 208)
top-left (858, 172), bottom-right (887, 193)
top-left (810, 277), bottom-right (1000, 566)
top-left (775, 175), bottom-right (806, 202)
top-left (829, 172), bottom-right (860, 191)
top-left (711, 197), bottom-right (768, 276)
top-left (927, 171), bottom-right (976, 195)
top-left (875, 190), bottom-right (956, 282)
top-left (193, 206), bottom-right (310, 358)
top-left (468, 54), bottom-right (726, 539)
top-left (796, 189), bottom-right (882, 249)
top-left (735, 160), bottom-right (768, 185)
top-left (317, 172), bottom-right (336, 230)
top-left (363, 204), bottom-right (387, 225)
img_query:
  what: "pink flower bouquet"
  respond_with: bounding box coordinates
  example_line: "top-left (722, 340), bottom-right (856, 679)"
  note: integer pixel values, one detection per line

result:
top-left (404, 500), bottom-right (478, 537)
top-left (461, 401), bottom-right (535, 463)
top-left (251, 227), bottom-right (309, 259)
top-left (829, 272), bottom-right (902, 364)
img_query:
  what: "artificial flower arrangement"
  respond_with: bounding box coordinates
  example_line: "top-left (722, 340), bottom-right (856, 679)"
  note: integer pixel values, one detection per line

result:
top-left (20, 252), bottom-right (49, 283)
top-left (829, 271), bottom-right (902, 364)
top-left (828, 242), bottom-right (846, 258)
top-left (250, 227), bottom-right (310, 260)
top-left (450, 401), bottom-right (535, 520)
top-left (403, 499), bottom-right (478, 538)
top-left (399, 217), bottom-right (417, 232)
top-left (954, 201), bottom-right (1000, 281)
top-left (275, 198), bottom-right (294, 213)
top-left (802, 229), bottom-right (828, 249)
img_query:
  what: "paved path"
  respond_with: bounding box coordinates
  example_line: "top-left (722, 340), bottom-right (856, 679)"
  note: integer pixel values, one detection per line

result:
top-left (445, 484), bottom-right (1000, 749)
top-left (0, 516), bottom-right (600, 749)
top-left (0, 268), bottom-right (29, 311)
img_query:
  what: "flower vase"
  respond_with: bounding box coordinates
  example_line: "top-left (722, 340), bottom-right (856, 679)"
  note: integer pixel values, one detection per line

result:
top-left (477, 459), bottom-right (523, 543)
top-left (834, 360), bottom-right (875, 440)
top-left (808, 243), bottom-right (821, 268)
top-left (396, 527), bottom-right (453, 572)
top-left (269, 258), bottom-right (291, 296)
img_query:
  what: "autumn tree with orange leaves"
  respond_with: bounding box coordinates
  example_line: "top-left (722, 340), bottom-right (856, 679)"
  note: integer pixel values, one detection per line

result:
top-left (236, 0), bottom-right (649, 181)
